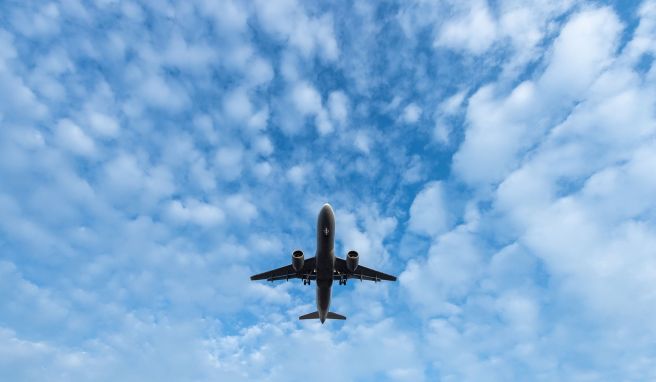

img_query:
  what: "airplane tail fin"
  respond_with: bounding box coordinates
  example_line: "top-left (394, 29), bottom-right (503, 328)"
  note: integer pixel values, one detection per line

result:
top-left (298, 311), bottom-right (346, 320)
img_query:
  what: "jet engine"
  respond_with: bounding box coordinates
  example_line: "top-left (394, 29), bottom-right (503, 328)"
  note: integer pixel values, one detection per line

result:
top-left (346, 250), bottom-right (359, 272)
top-left (292, 250), bottom-right (304, 271)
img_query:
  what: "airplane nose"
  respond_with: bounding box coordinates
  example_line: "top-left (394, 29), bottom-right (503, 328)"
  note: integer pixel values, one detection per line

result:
top-left (318, 204), bottom-right (334, 235)
top-left (321, 203), bottom-right (333, 215)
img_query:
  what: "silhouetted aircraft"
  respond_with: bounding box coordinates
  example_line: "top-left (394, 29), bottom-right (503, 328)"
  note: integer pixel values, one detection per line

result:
top-left (250, 204), bottom-right (396, 323)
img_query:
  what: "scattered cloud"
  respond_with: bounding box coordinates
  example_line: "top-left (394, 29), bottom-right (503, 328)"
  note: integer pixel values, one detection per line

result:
top-left (453, 7), bottom-right (623, 186)
top-left (2, 0), bottom-right (655, 380)
top-left (435, 0), bottom-right (498, 54)
top-left (407, 181), bottom-right (450, 237)
top-left (286, 163), bottom-right (310, 186)
top-left (328, 90), bottom-right (349, 127)
top-left (401, 103), bottom-right (422, 124)
top-left (166, 199), bottom-right (225, 227)
top-left (55, 119), bottom-right (96, 156)
top-left (254, 0), bottom-right (339, 62)
top-left (434, 90), bottom-right (466, 144)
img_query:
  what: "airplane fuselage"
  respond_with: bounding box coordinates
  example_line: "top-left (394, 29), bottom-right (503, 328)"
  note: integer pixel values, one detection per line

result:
top-left (249, 203), bottom-right (397, 322)
top-left (315, 204), bottom-right (336, 323)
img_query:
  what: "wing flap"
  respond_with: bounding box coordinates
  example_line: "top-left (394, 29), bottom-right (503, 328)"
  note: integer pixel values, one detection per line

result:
top-left (250, 257), bottom-right (316, 282)
top-left (333, 258), bottom-right (397, 282)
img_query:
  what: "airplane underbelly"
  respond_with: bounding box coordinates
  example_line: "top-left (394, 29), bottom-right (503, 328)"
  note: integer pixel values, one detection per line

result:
top-left (315, 250), bottom-right (334, 282)
top-left (316, 285), bottom-right (331, 312)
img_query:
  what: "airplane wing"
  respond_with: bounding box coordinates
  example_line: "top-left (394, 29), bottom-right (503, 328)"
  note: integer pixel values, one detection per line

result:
top-left (250, 257), bottom-right (316, 282)
top-left (333, 257), bottom-right (397, 282)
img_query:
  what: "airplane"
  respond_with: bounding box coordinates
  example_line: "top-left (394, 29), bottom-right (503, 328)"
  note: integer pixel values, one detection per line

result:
top-left (250, 203), bottom-right (396, 323)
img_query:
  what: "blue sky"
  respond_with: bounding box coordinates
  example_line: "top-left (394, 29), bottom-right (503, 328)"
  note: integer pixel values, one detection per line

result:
top-left (1, 0), bottom-right (656, 380)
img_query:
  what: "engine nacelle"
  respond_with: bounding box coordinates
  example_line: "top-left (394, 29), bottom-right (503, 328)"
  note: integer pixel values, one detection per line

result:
top-left (346, 250), bottom-right (359, 272)
top-left (292, 250), bottom-right (304, 271)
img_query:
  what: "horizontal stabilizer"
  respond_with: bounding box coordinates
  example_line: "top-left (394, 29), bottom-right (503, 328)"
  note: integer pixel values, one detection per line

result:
top-left (298, 311), bottom-right (347, 320)
top-left (299, 311), bottom-right (320, 320)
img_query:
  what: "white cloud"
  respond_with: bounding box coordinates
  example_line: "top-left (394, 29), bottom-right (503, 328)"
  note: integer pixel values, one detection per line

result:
top-left (286, 164), bottom-right (310, 186)
top-left (197, 319), bottom-right (424, 382)
top-left (59, 0), bottom-right (91, 22)
top-left (439, 90), bottom-right (466, 115)
top-left (289, 81), bottom-right (335, 135)
top-left (431, 0), bottom-right (574, 79)
top-left (328, 90), bottom-right (349, 126)
top-left (291, 81), bottom-right (322, 115)
top-left (433, 122), bottom-right (450, 145)
top-left (0, 29), bottom-right (17, 62)
top-left (120, 1), bottom-right (144, 21)
top-left (55, 119), bottom-right (95, 156)
top-left (498, 142), bottom-right (656, 326)
top-left (101, 153), bottom-right (175, 205)
top-left (401, 225), bottom-right (483, 316)
top-left (26, 48), bottom-right (73, 102)
top-left (336, 206), bottom-right (397, 267)
top-left (622, 1), bottom-right (656, 64)
top-left (87, 111), bottom-right (119, 137)
top-left (538, 6), bottom-right (622, 100)
top-left (190, 157), bottom-right (215, 191)
top-left (225, 194), bottom-right (258, 224)
top-left (223, 87), bottom-right (253, 122)
top-left (495, 291), bottom-right (539, 337)
top-left (3, 1), bottom-right (656, 380)
top-left (422, 6), bottom-right (655, 376)
top-left (495, 0), bottom-right (573, 79)
top-left (248, 107), bottom-right (270, 131)
top-left (253, 161), bottom-right (272, 179)
top-left (166, 199), bottom-right (224, 227)
top-left (192, 114), bottom-right (217, 143)
top-left (0, 32), bottom-right (47, 121)
top-left (338, 211), bottom-right (373, 257)
top-left (255, 0), bottom-right (339, 61)
top-left (103, 154), bottom-right (145, 195)
top-left (9, 3), bottom-right (61, 38)
top-left (354, 130), bottom-right (371, 154)
top-left (399, 0), bottom-right (572, 89)
top-left (402, 155), bottom-right (424, 184)
top-left (401, 103), bottom-right (422, 124)
top-left (199, 0), bottom-right (249, 34)
top-left (0, 261), bottom-right (70, 331)
top-left (434, 90), bottom-right (466, 144)
top-left (435, 0), bottom-right (498, 54)
top-left (253, 135), bottom-right (274, 156)
top-left (408, 181), bottom-right (450, 237)
top-left (453, 7), bottom-right (623, 186)
top-left (315, 109), bottom-right (334, 135)
top-left (139, 73), bottom-right (189, 112)
top-left (248, 56), bottom-right (274, 86)
top-left (215, 145), bottom-right (244, 181)
top-left (162, 32), bottom-right (217, 71)
top-left (453, 82), bottom-right (537, 184)
top-left (0, 327), bottom-right (97, 381)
